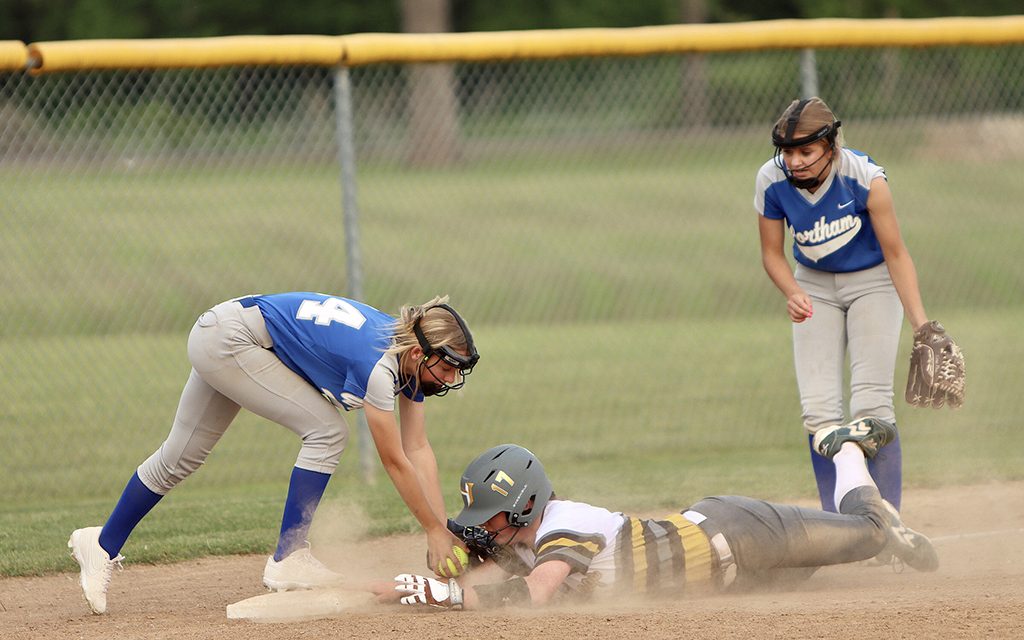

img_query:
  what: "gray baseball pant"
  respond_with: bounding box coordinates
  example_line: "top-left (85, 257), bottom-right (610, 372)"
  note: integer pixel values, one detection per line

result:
top-left (792, 262), bottom-right (903, 433)
top-left (690, 485), bottom-right (889, 590)
top-left (136, 299), bottom-right (348, 495)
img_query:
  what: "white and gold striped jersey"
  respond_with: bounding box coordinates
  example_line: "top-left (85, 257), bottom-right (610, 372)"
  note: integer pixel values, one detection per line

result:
top-left (500, 499), bottom-right (716, 599)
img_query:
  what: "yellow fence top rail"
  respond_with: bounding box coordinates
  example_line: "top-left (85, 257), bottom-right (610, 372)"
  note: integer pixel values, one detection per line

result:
top-left (17, 15), bottom-right (1024, 73)
top-left (28, 35), bottom-right (343, 73)
top-left (343, 16), bottom-right (1024, 66)
top-left (0, 41), bottom-right (28, 70)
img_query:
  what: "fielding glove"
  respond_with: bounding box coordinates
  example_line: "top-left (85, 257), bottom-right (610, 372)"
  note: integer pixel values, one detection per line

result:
top-left (905, 320), bottom-right (965, 408)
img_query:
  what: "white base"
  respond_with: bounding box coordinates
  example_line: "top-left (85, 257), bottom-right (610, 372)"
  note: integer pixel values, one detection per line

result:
top-left (226, 587), bottom-right (374, 622)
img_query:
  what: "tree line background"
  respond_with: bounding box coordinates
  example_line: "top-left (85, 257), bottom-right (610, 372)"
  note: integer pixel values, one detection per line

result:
top-left (2, 0), bottom-right (1021, 43)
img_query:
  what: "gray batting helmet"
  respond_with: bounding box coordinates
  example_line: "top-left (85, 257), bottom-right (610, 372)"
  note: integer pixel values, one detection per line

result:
top-left (453, 444), bottom-right (553, 528)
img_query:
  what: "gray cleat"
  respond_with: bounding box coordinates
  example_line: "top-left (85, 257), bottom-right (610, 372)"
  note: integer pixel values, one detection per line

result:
top-left (879, 500), bottom-right (939, 572)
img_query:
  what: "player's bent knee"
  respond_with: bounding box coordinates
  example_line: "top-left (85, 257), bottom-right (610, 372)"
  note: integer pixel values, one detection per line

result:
top-left (296, 425), bottom-right (348, 472)
top-left (838, 488), bottom-right (890, 551)
top-left (136, 459), bottom-right (195, 494)
top-left (856, 516), bottom-right (889, 557)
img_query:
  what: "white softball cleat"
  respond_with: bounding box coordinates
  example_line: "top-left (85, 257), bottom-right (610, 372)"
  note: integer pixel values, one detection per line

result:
top-left (262, 545), bottom-right (343, 591)
top-left (68, 526), bottom-right (124, 614)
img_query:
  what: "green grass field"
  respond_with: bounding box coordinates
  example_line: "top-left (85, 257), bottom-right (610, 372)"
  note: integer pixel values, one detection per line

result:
top-left (2, 310), bottom-right (1021, 576)
top-left (2, 153), bottom-right (1022, 577)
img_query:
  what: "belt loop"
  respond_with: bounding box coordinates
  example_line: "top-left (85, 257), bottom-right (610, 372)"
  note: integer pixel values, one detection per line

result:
top-left (683, 510), bottom-right (737, 590)
top-left (709, 533), bottom-right (737, 588)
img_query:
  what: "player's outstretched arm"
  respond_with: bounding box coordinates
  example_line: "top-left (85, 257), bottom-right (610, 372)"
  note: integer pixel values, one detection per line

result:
top-left (372, 552), bottom-right (507, 602)
top-left (390, 559), bottom-right (572, 610)
top-left (363, 403), bottom-right (461, 576)
top-left (396, 394), bottom-right (448, 522)
top-left (518, 560), bottom-right (572, 606)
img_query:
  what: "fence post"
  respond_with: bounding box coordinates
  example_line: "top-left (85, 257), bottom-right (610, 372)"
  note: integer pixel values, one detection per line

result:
top-left (333, 64), bottom-right (376, 484)
top-left (800, 48), bottom-right (819, 98)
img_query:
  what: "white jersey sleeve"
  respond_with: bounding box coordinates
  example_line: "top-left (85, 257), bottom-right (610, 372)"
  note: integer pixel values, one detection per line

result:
top-left (753, 158), bottom-right (784, 217)
top-left (841, 148), bottom-right (886, 185)
top-left (363, 352), bottom-right (401, 411)
top-left (510, 500), bottom-right (626, 596)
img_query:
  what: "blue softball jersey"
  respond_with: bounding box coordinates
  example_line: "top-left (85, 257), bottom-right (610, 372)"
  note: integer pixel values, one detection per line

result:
top-left (249, 293), bottom-right (422, 411)
top-left (754, 148), bottom-right (887, 273)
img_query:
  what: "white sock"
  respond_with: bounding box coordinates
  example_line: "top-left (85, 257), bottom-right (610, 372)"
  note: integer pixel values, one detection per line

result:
top-left (833, 442), bottom-right (876, 510)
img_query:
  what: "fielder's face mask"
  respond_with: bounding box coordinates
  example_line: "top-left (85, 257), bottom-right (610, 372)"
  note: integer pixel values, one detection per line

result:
top-left (457, 512), bottom-right (524, 553)
top-left (772, 98), bottom-right (841, 190)
top-left (412, 304), bottom-right (480, 397)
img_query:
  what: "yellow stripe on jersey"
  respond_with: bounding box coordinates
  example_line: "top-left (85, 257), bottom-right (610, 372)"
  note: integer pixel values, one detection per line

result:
top-left (663, 514), bottom-right (714, 587)
top-left (619, 513), bottom-right (715, 595)
top-left (538, 537), bottom-right (601, 555)
top-left (630, 517), bottom-right (648, 592)
top-left (536, 530), bottom-right (606, 574)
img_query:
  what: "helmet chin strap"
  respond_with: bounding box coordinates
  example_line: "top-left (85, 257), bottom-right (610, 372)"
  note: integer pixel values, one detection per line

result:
top-left (785, 145), bottom-right (834, 189)
top-left (415, 358), bottom-right (448, 397)
top-left (507, 526), bottom-right (523, 546)
top-left (484, 519), bottom-right (523, 549)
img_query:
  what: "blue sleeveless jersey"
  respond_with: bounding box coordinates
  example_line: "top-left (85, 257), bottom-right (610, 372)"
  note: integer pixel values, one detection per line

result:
top-left (754, 148), bottom-right (887, 273)
top-left (251, 293), bottom-right (422, 411)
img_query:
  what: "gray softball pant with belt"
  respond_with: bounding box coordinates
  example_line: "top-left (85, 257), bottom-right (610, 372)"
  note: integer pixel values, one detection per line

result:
top-left (793, 262), bottom-right (904, 433)
top-left (689, 486), bottom-right (889, 591)
top-left (136, 298), bottom-right (348, 495)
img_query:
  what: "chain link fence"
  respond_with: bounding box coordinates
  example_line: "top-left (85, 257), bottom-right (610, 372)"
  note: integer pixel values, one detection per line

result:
top-left (2, 34), bottom-right (1023, 510)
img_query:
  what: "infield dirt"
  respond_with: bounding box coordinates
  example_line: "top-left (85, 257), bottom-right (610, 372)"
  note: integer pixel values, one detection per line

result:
top-left (3, 481), bottom-right (1022, 639)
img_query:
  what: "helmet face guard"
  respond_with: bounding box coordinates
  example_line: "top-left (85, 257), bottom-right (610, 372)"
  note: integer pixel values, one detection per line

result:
top-left (772, 98), bottom-right (841, 189)
top-left (447, 518), bottom-right (501, 558)
top-left (413, 303), bottom-right (480, 396)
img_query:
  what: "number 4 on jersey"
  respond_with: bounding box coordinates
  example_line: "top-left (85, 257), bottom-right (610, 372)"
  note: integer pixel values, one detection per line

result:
top-left (296, 297), bottom-right (366, 329)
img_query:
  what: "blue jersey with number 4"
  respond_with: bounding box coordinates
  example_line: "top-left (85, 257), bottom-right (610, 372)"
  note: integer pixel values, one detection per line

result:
top-left (754, 148), bottom-right (887, 273)
top-left (252, 292), bottom-right (421, 411)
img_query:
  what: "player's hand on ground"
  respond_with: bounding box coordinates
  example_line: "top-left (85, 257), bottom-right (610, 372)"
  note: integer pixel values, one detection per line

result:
top-left (787, 291), bottom-right (814, 323)
top-left (393, 573), bottom-right (464, 609)
top-left (368, 579), bottom-right (405, 604)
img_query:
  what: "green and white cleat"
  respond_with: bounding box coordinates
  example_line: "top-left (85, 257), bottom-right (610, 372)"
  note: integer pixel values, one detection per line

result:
top-left (812, 417), bottom-right (898, 460)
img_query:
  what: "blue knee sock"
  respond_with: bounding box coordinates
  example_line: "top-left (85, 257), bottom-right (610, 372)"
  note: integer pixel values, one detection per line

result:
top-left (274, 467), bottom-right (332, 561)
top-left (808, 431), bottom-right (903, 512)
top-left (868, 432), bottom-right (902, 510)
top-left (99, 472), bottom-right (164, 557)
top-left (808, 434), bottom-right (838, 512)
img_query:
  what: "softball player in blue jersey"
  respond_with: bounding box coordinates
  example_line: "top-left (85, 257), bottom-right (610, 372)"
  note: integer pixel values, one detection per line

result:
top-left (68, 293), bottom-right (479, 614)
top-left (755, 97), bottom-right (932, 515)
